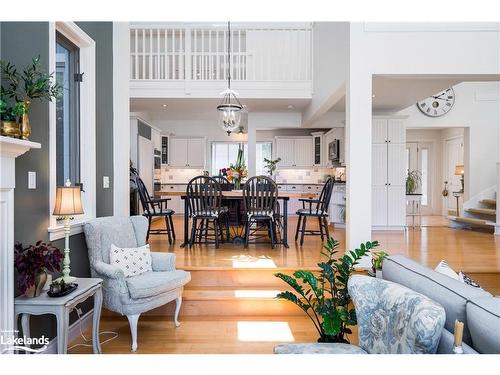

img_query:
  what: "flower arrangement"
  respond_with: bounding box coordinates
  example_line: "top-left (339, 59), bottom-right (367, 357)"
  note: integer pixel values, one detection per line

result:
top-left (14, 241), bottom-right (63, 297)
top-left (225, 148), bottom-right (247, 189)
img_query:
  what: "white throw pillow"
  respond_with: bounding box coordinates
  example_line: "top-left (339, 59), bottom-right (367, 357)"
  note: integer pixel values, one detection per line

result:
top-left (434, 260), bottom-right (459, 280)
top-left (110, 243), bottom-right (152, 278)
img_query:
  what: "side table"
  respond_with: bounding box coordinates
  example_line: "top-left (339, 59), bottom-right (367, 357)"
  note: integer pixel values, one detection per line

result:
top-left (406, 193), bottom-right (423, 228)
top-left (14, 278), bottom-right (103, 354)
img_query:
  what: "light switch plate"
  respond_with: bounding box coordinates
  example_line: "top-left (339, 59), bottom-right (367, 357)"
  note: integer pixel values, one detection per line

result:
top-left (103, 176), bottom-right (110, 189)
top-left (28, 171), bottom-right (36, 189)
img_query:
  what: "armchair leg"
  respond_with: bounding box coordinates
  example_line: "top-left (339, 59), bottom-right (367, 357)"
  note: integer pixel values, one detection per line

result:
top-left (126, 314), bottom-right (140, 352)
top-left (174, 296), bottom-right (182, 327)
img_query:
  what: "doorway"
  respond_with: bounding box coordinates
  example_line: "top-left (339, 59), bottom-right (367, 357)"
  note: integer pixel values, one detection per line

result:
top-left (406, 141), bottom-right (434, 215)
top-left (443, 135), bottom-right (464, 215)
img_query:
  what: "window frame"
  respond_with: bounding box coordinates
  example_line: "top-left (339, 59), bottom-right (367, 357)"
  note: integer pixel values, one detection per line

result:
top-left (48, 22), bottom-right (96, 241)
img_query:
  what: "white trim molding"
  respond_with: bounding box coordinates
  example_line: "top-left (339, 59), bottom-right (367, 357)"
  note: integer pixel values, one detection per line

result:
top-left (0, 136), bottom-right (41, 353)
top-left (48, 22), bottom-right (96, 241)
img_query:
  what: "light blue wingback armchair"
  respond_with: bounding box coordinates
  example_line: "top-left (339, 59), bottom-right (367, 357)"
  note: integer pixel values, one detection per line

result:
top-left (84, 216), bottom-right (191, 352)
top-left (274, 275), bottom-right (445, 354)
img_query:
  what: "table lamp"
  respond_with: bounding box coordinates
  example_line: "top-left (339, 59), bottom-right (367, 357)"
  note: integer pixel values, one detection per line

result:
top-left (454, 164), bottom-right (465, 193)
top-left (53, 179), bottom-right (84, 284)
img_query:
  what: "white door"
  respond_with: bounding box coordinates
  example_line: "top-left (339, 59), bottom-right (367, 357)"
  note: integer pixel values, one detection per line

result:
top-left (372, 186), bottom-right (388, 225)
top-left (444, 136), bottom-right (464, 215)
top-left (387, 119), bottom-right (405, 143)
top-left (387, 186), bottom-right (406, 226)
top-left (406, 142), bottom-right (434, 215)
top-left (276, 138), bottom-right (295, 167)
top-left (138, 135), bottom-right (154, 195)
top-left (187, 138), bottom-right (205, 167)
top-left (294, 138), bottom-right (314, 167)
top-left (169, 138), bottom-right (188, 167)
top-left (388, 143), bottom-right (407, 187)
top-left (372, 144), bottom-right (388, 186)
top-left (372, 119), bottom-right (387, 144)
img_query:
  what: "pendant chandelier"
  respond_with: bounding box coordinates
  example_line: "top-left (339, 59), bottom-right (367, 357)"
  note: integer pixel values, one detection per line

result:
top-left (217, 21), bottom-right (243, 136)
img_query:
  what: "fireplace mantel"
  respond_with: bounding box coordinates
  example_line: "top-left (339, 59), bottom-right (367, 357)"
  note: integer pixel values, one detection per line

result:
top-left (0, 135), bottom-right (41, 353)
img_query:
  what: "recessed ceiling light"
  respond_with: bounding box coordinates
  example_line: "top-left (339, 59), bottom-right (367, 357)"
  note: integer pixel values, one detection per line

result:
top-left (287, 105), bottom-right (294, 110)
top-left (162, 104), bottom-right (167, 108)
top-left (372, 94), bottom-right (376, 98)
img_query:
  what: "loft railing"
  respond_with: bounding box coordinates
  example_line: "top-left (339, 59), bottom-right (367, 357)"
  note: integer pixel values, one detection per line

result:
top-left (130, 23), bottom-right (313, 82)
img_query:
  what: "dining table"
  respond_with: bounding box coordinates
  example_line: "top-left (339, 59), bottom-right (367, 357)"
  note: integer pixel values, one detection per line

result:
top-left (155, 190), bottom-right (317, 248)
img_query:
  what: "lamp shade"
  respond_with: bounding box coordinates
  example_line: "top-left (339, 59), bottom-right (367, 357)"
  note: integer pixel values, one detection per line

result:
top-left (53, 186), bottom-right (84, 216)
top-left (454, 164), bottom-right (465, 176)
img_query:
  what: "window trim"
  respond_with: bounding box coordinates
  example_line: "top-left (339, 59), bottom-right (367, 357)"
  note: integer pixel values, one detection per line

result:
top-left (48, 22), bottom-right (96, 241)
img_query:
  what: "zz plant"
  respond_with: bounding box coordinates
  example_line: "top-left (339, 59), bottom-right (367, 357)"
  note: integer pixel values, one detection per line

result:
top-left (275, 237), bottom-right (379, 343)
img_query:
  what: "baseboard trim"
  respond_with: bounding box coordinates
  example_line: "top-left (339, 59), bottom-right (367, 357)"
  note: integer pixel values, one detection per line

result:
top-left (41, 308), bottom-right (94, 354)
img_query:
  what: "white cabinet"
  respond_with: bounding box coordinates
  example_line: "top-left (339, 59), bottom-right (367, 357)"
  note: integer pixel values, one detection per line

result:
top-left (151, 128), bottom-right (162, 151)
top-left (372, 117), bottom-right (406, 228)
top-left (311, 132), bottom-right (324, 166)
top-left (323, 128), bottom-right (344, 166)
top-left (169, 137), bottom-right (206, 168)
top-left (329, 184), bottom-right (346, 225)
top-left (275, 137), bottom-right (313, 168)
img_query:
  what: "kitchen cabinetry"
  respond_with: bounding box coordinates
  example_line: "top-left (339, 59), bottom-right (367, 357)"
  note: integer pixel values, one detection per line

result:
top-left (311, 132), bottom-right (324, 166)
top-left (329, 183), bottom-right (346, 226)
top-left (160, 184), bottom-right (187, 214)
top-left (275, 137), bottom-right (314, 167)
top-left (151, 128), bottom-right (162, 151)
top-left (372, 118), bottom-right (406, 228)
top-left (161, 136), bottom-right (168, 165)
top-left (323, 128), bottom-right (344, 167)
top-left (169, 137), bottom-right (206, 168)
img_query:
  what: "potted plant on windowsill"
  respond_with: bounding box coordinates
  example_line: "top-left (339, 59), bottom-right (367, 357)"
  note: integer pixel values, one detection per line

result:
top-left (14, 241), bottom-right (63, 297)
top-left (275, 237), bottom-right (379, 343)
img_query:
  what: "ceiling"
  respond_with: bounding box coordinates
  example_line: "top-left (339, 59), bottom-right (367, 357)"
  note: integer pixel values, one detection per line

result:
top-left (330, 74), bottom-right (500, 112)
top-left (130, 98), bottom-right (311, 121)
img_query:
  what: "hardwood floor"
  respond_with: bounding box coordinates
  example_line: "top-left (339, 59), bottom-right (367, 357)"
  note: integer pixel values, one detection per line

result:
top-left (71, 215), bottom-right (499, 354)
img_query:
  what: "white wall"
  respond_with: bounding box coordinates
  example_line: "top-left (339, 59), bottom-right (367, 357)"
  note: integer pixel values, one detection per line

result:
top-left (302, 22), bottom-right (349, 126)
top-left (399, 82), bottom-right (499, 199)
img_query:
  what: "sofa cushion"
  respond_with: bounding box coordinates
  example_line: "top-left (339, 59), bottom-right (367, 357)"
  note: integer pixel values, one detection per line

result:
top-left (382, 255), bottom-right (492, 345)
top-left (466, 297), bottom-right (500, 353)
top-left (126, 270), bottom-right (191, 300)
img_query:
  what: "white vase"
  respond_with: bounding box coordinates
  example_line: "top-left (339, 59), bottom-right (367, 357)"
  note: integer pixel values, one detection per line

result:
top-left (376, 270), bottom-right (383, 279)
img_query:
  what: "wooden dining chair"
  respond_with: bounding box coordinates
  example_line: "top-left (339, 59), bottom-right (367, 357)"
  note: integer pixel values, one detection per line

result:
top-left (186, 176), bottom-right (229, 248)
top-left (243, 176), bottom-right (279, 248)
top-left (135, 176), bottom-right (176, 244)
top-left (295, 177), bottom-right (335, 245)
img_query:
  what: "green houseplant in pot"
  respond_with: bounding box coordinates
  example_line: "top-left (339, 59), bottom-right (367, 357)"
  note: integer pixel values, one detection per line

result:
top-left (275, 237), bottom-right (380, 343)
top-left (371, 250), bottom-right (388, 279)
top-left (263, 157), bottom-right (281, 178)
top-left (406, 169), bottom-right (422, 195)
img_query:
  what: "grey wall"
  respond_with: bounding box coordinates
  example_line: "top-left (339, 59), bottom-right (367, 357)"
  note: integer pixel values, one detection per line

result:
top-left (1, 21), bottom-right (114, 344)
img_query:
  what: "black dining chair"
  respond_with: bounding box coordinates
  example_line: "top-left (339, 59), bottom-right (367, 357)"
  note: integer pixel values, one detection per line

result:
top-left (186, 176), bottom-right (229, 248)
top-left (135, 176), bottom-right (176, 244)
top-left (295, 177), bottom-right (335, 246)
top-left (243, 176), bottom-right (279, 248)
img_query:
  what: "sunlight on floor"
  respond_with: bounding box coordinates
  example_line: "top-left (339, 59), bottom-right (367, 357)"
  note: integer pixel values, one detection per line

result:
top-left (237, 321), bottom-right (295, 342)
top-left (230, 255), bottom-right (277, 269)
top-left (233, 290), bottom-right (281, 298)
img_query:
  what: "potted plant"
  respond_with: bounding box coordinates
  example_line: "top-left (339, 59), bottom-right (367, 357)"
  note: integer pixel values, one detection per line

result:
top-left (275, 237), bottom-right (379, 343)
top-left (14, 241), bottom-right (63, 297)
top-left (371, 250), bottom-right (388, 279)
top-left (406, 169), bottom-right (422, 194)
top-left (263, 157), bottom-right (281, 178)
top-left (0, 57), bottom-right (60, 140)
top-left (226, 148), bottom-right (247, 190)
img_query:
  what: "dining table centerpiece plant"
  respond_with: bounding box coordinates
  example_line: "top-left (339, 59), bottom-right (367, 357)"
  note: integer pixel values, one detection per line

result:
top-left (406, 169), bottom-right (422, 194)
top-left (14, 241), bottom-right (63, 297)
top-left (275, 237), bottom-right (380, 343)
top-left (226, 148), bottom-right (247, 190)
top-left (0, 56), bottom-right (60, 140)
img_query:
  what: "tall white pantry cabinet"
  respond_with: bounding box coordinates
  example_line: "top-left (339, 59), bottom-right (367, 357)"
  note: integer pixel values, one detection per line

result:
top-left (372, 117), bottom-right (406, 228)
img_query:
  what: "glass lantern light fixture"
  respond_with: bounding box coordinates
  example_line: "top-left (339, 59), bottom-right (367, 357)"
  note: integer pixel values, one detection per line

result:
top-left (217, 21), bottom-right (244, 135)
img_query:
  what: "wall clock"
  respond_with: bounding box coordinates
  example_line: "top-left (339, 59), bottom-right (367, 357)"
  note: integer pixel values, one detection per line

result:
top-left (416, 87), bottom-right (455, 117)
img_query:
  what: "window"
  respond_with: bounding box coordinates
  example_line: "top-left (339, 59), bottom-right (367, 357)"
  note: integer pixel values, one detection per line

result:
top-left (210, 142), bottom-right (272, 176)
top-left (56, 33), bottom-right (81, 187)
top-left (49, 22), bottom-right (96, 241)
top-left (256, 142), bottom-right (272, 175)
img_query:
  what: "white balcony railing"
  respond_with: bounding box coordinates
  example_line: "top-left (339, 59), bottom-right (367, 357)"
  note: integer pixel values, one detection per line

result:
top-left (130, 23), bottom-right (313, 83)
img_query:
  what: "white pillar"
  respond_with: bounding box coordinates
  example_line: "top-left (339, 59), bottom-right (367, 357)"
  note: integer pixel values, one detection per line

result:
top-left (247, 120), bottom-right (257, 177)
top-left (0, 136), bottom-right (41, 353)
top-left (113, 22), bottom-right (131, 216)
top-left (345, 26), bottom-right (373, 258)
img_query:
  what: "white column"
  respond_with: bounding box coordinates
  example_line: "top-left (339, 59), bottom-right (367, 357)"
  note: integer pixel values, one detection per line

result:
top-left (0, 136), bottom-right (40, 353)
top-left (113, 22), bottom-right (131, 216)
top-left (496, 118), bottom-right (500, 235)
top-left (247, 120), bottom-right (257, 177)
top-left (345, 26), bottom-right (373, 260)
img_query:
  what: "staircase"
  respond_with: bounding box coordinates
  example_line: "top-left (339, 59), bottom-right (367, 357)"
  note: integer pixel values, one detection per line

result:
top-left (448, 187), bottom-right (497, 233)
